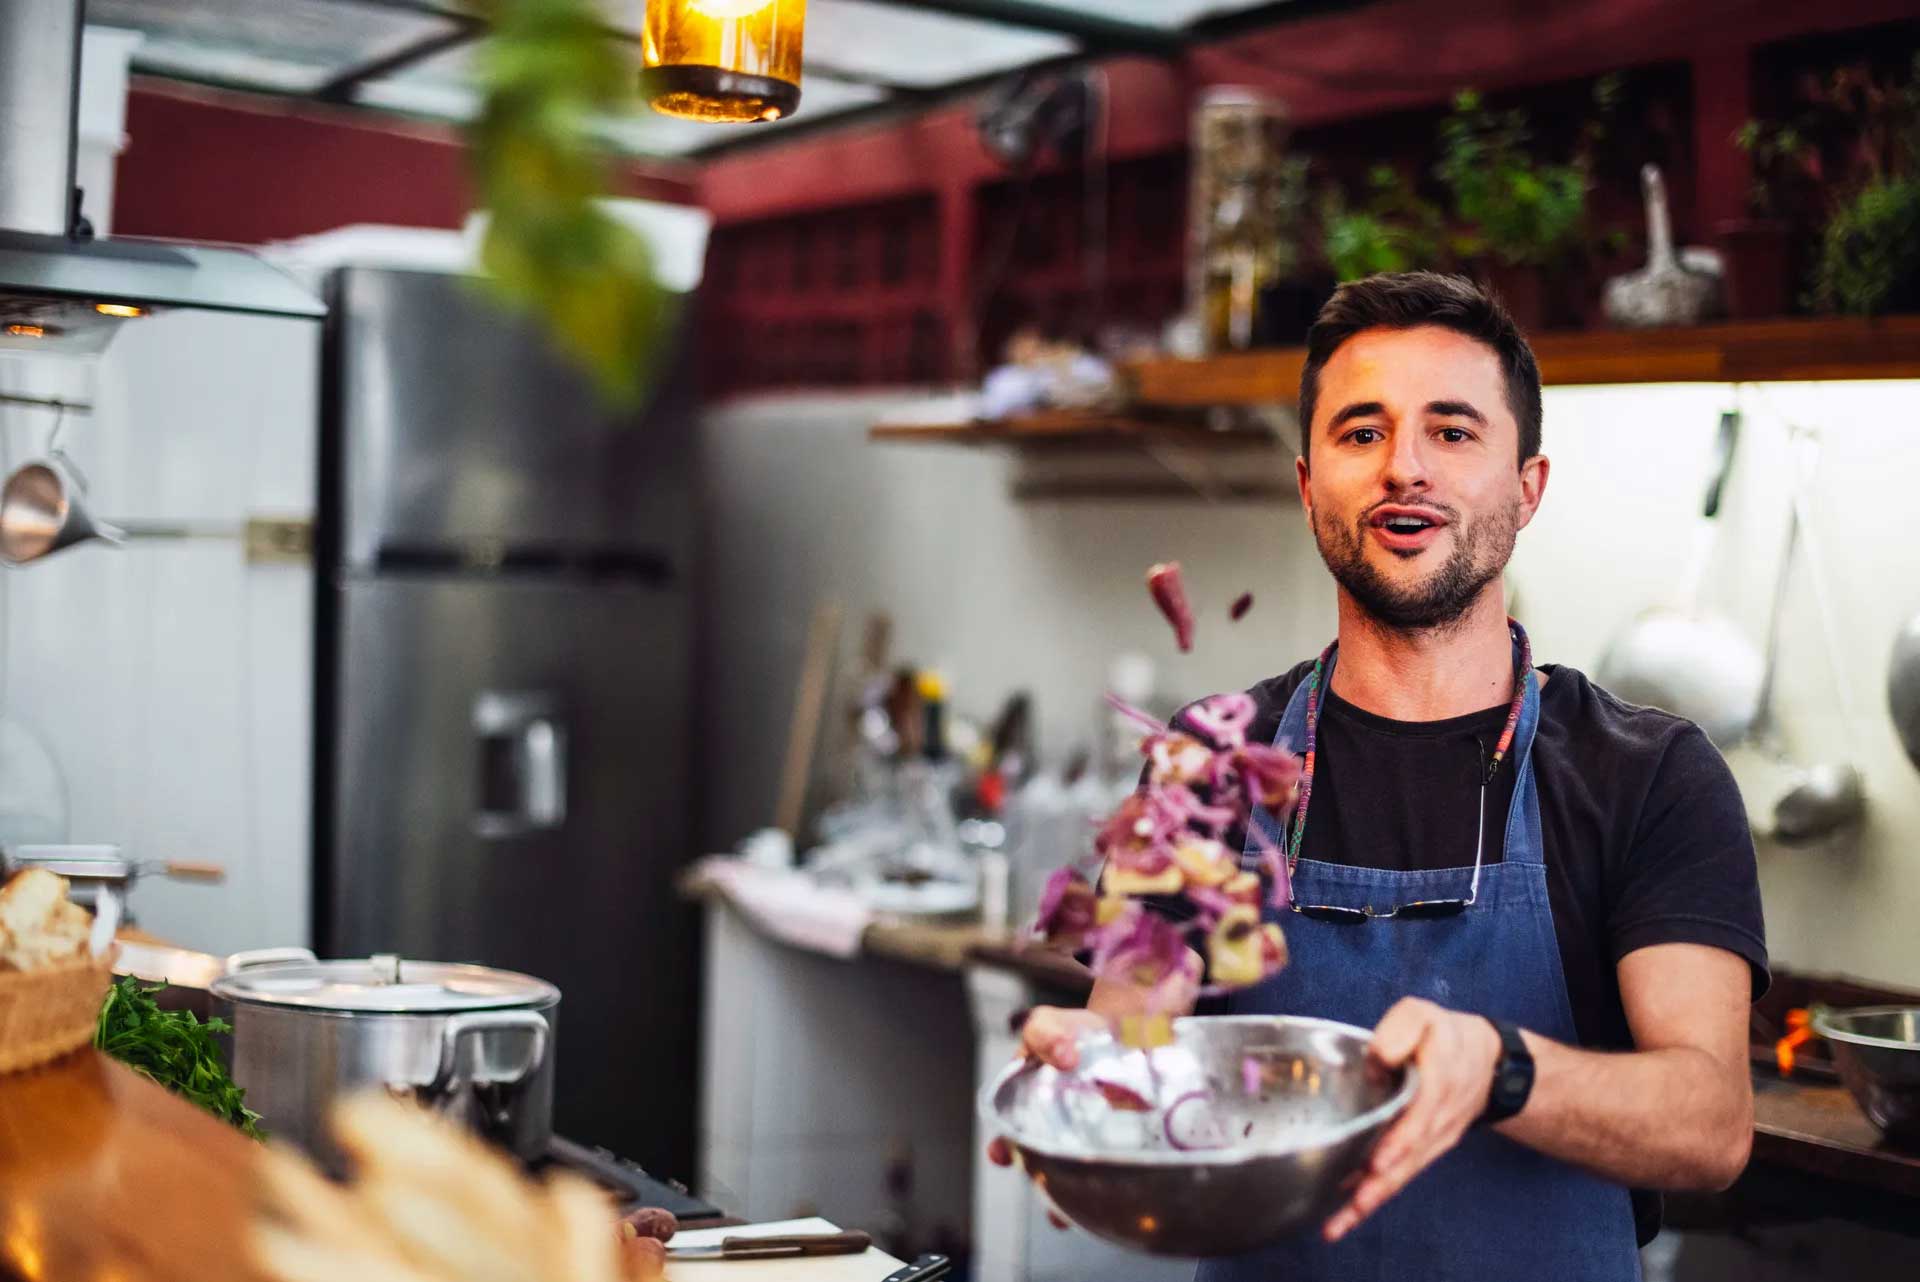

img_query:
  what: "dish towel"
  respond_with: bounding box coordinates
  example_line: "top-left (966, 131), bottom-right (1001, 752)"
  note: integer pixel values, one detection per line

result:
top-left (690, 857), bottom-right (873, 959)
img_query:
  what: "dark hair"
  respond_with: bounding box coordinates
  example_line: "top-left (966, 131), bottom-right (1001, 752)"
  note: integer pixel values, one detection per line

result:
top-left (1297, 271), bottom-right (1542, 469)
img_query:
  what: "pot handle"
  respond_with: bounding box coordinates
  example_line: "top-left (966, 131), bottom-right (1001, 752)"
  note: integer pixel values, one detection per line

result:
top-left (431, 1010), bottom-right (550, 1093)
top-left (224, 946), bottom-right (318, 973)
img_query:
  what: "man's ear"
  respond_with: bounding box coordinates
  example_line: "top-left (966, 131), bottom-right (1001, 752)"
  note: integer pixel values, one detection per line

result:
top-left (1296, 453), bottom-right (1312, 520)
top-left (1516, 454), bottom-right (1550, 530)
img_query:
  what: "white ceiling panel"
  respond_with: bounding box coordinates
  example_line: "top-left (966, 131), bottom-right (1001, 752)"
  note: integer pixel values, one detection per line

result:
top-left (804, 0), bottom-right (1076, 89)
top-left (1002, 0), bottom-right (1287, 29)
top-left (91, 0), bottom-right (459, 95)
top-left (355, 36), bottom-right (886, 156)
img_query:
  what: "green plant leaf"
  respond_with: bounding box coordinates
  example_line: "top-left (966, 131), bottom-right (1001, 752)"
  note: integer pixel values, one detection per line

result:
top-left (465, 0), bottom-right (672, 408)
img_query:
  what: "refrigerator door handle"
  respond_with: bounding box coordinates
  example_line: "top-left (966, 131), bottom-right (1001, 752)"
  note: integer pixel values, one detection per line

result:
top-left (473, 691), bottom-right (569, 838)
top-left (521, 716), bottom-right (566, 830)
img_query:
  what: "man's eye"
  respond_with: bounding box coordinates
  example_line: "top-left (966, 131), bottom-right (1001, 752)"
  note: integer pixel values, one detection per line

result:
top-left (1437, 427), bottom-right (1472, 443)
top-left (1345, 428), bottom-right (1382, 445)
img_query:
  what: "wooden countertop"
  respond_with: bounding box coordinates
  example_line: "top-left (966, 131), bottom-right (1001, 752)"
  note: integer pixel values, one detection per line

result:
top-left (1751, 1073), bottom-right (1920, 1199)
top-left (0, 1049), bottom-right (272, 1282)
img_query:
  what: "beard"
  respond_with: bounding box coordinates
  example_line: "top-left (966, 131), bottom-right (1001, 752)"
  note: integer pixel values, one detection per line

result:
top-left (1311, 497), bottom-right (1519, 632)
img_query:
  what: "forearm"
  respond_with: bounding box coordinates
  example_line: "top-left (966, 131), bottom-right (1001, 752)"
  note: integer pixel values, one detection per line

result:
top-left (1499, 1029), bottom-right (1753, 1191)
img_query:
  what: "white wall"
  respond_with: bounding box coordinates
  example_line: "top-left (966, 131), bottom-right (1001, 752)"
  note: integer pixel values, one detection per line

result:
top-left (702, 381), bottom-right (1920, 991)
top-left (0, 307), bottom-right (318, 956)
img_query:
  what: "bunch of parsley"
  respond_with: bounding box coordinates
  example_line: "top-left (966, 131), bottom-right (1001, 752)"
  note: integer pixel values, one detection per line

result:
top-left (93, 976), bottom-right (263, 1140)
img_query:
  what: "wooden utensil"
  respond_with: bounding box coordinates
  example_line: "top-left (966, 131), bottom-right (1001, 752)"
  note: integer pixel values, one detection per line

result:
top-left (667, 1230), bottom-right (872, 1260)
top-left (773, 601), bottom-right (842, 838)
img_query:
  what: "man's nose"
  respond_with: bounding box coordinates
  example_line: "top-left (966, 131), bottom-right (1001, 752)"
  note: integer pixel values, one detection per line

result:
top-left (1382, 428), bottom-right (1430, 492)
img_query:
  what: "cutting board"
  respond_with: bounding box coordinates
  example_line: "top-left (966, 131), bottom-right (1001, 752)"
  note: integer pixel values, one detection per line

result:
top-left (666, 1218), bottom-right (905, 1281)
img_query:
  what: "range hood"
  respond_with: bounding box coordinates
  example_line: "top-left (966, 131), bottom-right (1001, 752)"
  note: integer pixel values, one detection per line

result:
top-left (0, 0), bottom-right (323, 355)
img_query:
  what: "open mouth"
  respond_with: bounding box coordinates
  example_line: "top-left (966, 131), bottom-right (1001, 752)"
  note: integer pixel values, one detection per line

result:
top-left (1367, 507), bottom-right (1449, 551)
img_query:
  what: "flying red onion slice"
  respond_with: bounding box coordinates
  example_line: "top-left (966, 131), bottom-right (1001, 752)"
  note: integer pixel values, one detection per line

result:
top-left (1230, 592), bottom-right (1253, 621)
top-left (1164, 1090), bottom-right (1231, 1151)
top-left (1146, 562), bottom-right (1195, 652)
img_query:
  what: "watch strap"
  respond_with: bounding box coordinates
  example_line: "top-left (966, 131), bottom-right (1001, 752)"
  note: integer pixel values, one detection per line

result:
top-left (1481, 1017), bottom-right (1534, 1125)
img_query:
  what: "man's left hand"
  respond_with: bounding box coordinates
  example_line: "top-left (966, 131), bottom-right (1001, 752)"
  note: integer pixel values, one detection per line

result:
top-left (1324, 997), bottom-right (1502, 1243)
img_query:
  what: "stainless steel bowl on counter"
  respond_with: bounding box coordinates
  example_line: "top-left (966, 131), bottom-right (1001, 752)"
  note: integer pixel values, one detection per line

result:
top-left (1812, 1006), bottom-right (1920, 1147)
top-left (211, 953), bottom-right (559, 1171)
top-left (981, 1015), bottom-right (1414, 1258)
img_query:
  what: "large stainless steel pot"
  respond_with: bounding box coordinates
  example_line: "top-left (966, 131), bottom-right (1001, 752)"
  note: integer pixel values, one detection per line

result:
top-left (211, 953), bottom-right (559, 1170)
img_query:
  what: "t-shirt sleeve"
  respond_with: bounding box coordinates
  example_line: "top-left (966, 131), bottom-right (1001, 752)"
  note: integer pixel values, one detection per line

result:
top-left (1609, 725), bottom-right (1770, 999)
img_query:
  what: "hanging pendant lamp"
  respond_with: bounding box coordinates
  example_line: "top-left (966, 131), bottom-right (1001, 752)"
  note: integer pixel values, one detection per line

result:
top-left (641, 0), bottom-right (806, 124)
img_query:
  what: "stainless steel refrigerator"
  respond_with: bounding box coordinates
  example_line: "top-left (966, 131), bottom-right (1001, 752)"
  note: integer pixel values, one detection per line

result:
top-left (315, 266), bottom-right (700, 1180)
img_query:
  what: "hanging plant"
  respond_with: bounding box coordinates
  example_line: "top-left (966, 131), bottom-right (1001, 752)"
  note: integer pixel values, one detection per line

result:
top-left (465, 0), bottom-right (674, 407)
top-left (1434, 88), bottom-right (1593, 271)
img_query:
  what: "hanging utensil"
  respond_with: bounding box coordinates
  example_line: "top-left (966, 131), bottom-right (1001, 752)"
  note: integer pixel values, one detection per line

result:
top-left (0, 402), bottom-right (123, 566)
top-left (1596, 409), bottom-right (1764, 746)
top-left (0, 454), bottom-right (123, 565)
top-left (1748, 428), bottom-right (1867, 843)
top-left (1891, 610), bottom-right (1920, 774)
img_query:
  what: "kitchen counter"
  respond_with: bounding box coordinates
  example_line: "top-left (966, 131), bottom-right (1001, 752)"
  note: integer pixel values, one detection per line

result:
top-left (1750, 1071), bottom-right (1920, 1199)
top-left (0, 1048), bottom-right (273, 1282)
top-left (693, 884), bottom-right (1920, 1210)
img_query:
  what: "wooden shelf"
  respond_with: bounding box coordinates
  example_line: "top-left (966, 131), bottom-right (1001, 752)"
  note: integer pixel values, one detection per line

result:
top-left (1128, 316), bottom-right (1920, 408)
top-left (868, 409), bottom-right (1279, 450)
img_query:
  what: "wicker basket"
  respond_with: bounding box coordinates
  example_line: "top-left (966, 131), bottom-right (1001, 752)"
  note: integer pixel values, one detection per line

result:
top-left (0, 953), bottom-right (115, 1073)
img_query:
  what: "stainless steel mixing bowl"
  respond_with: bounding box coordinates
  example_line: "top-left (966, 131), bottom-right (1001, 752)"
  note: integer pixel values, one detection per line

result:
top-left (981, 1015), bottom-right (1415, 1257)
top-left (1813, 1006), bottom-right (1920, 1147)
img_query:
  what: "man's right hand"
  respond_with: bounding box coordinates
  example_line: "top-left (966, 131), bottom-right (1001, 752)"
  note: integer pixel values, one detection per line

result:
top-left (984, 1005), bottom-right (1110, 1169)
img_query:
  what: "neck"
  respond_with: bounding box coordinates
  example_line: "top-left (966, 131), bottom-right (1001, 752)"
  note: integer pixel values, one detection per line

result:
top-left (1326, 587), bottom-right (1516, 721)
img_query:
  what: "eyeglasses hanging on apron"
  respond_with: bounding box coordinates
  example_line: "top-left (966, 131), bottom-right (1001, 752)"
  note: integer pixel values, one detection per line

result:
top-left (1282, 621), bottom-right (1533, 923)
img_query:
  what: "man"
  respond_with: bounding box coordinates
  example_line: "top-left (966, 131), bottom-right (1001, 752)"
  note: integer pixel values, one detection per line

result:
top-left (992, 272), bottom-right (1766, 1280)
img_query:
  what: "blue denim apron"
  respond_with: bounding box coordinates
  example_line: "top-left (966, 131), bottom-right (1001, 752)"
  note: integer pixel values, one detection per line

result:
top-left (1195, 650), bottom-right (1642, 1282)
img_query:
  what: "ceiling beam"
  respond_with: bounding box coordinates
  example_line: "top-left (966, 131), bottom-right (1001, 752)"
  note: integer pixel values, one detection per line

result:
top-left (1188, 0), bottom-right (1386, 42)
top-left (312, 21), bottom-right (482, 102)
top-left (855, 0), bottom-right (1182, 56)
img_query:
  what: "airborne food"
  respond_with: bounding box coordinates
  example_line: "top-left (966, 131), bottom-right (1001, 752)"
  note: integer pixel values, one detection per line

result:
top-left (1033, 564), bottom-right (1303, 1051)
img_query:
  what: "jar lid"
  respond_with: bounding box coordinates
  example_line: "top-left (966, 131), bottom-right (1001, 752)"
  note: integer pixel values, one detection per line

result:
top-left (211, 953), bottom-right (558, 1013)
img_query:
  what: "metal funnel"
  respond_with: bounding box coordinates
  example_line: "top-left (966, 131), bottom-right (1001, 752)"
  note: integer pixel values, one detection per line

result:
top-left (0, 456), bottom-right (123, 565)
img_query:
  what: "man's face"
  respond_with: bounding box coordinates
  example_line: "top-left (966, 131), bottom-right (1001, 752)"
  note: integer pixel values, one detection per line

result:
top-left (1297, 325), bottom-right (1548, 632)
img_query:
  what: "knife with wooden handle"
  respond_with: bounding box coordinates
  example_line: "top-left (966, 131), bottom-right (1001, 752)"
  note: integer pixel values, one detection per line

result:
top-left (666, 1230), bottom-right (872, 1260)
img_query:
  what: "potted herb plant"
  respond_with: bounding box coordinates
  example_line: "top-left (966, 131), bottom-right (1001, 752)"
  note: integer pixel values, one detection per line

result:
top-left (1319, 164), bottom-right (1450, 283)
top-left (1434, 88), bottom-right (1594, 331)
top-left (1806, 55), bottom-right (1920, 316)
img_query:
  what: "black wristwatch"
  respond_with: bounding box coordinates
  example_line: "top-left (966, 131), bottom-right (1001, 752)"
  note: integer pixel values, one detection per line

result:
top-left (1480, 1018), bottom-right (1534, 1124)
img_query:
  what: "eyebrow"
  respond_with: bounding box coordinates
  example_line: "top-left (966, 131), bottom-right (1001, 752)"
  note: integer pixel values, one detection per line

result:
top-left (1325, 399), bottom-right (1489, 430)
top-left (1327, 401), bottom-right (1385, 428)
top-left (1425, 399), bottom-right (1488, 424)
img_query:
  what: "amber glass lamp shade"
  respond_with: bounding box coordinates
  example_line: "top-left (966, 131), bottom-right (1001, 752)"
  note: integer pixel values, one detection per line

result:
top-left (642, 0), bottom-right (806, 124)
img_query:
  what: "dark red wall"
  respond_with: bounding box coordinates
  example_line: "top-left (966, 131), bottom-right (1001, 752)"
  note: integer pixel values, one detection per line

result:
top-left (113, 80), bottom-right (697, 245)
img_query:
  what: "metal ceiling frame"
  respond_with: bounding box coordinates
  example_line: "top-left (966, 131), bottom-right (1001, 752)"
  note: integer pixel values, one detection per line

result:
top-left (848, 0), bottom-right (1181, 55)
top-left (686, 0), bottom-right (1387, 159)
top-left (122, 0), bottom-right (1382, 158)
top-left (313, 17), bottom-right (481, 102)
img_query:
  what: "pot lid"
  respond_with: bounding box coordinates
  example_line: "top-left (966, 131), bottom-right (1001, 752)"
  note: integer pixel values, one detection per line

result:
top-left (211, 953), bottom-right (558, 1013)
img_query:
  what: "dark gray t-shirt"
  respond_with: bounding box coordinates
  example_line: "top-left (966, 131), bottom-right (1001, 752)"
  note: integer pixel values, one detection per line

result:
top-left (1166, 662), bottom-right (1768, 1246)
